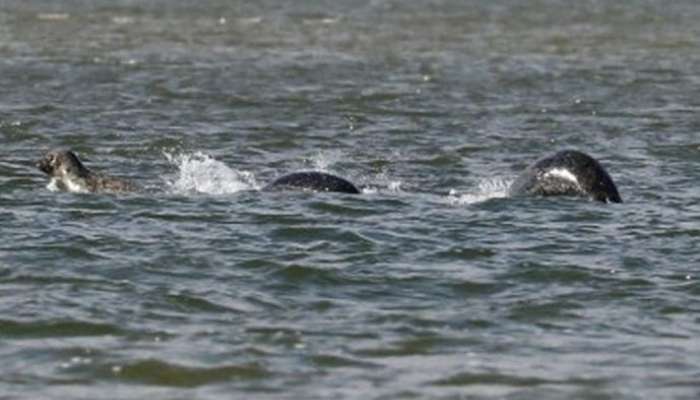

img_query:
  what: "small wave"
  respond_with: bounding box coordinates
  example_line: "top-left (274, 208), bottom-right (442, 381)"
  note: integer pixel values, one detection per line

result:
top-left (164, 151), bottom-right (260, 195)
top-left (447, 178), bottom-right (512, 205)
top-left (110, 359), bottom-right (269, 387)
top-left (0, 319), bottom-right (123, 338)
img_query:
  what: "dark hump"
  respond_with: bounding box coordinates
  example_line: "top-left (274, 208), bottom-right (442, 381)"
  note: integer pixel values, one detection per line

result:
top-left (508, 150), bottom-right (622, 203)
top-left (265, 171), bottom-right (360, 194)
top-left (62, 150), bottom-right (91, 177)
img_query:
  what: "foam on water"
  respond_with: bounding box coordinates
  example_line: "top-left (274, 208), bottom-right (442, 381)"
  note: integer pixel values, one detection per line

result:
top-left (447, 177), bottom-right (512, 205)
top-left (164, 151), bottom-right (260, 195)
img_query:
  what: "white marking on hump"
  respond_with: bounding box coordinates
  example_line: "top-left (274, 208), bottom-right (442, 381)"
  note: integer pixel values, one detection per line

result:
top-left (543, 168), bottom-right (579, 185)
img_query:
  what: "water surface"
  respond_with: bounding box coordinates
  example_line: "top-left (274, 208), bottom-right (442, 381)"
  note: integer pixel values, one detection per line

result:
top-left (2, 1), bottom-right (700, 399)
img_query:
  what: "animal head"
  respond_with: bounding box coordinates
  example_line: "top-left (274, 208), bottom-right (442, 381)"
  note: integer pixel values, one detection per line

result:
top-left (37, 149), bottom-right (89, 178)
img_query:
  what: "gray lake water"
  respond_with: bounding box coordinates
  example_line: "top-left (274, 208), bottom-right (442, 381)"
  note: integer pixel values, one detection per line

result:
top-left (1, 1), bottom-right (700, 399)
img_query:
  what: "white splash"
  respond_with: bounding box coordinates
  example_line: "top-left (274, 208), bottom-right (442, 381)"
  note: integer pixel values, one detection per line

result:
top-left (46, 178), bottom-right (61, 192)
top-left (164, 151), bottom-right (260, 195)
top-left (361, 181), bottom-right (402, 195)
top-left (447, 178), bottom-right (512, 205)
top-left (387, 180), bottom-right (402, 192)
top-left (63, 178), bottom-right (89, 193)
top-left (359, 170), bottom-right (402, 194)
top-left (46, 177), bottom-right (88, 193)
top-left (308, 150), bottom-right (343, 172)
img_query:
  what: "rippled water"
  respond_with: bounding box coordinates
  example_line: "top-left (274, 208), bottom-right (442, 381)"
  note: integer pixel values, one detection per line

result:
top-left (2, 1), bottom-right (700, 399)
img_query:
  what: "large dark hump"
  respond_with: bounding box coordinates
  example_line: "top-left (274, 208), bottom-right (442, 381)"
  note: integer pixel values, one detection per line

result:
top-left (509, 150), bottom-right (622, 203)
top-left (265, 171), bottom-right (360, 194)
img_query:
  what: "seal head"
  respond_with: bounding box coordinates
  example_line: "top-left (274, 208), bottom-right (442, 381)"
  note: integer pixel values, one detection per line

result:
top-left (508, 150), bottom-right (622, 203)
top-left (264, 171), bottom-right (360, 194)
top-left (37, 149), bottom-right (136, 193)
